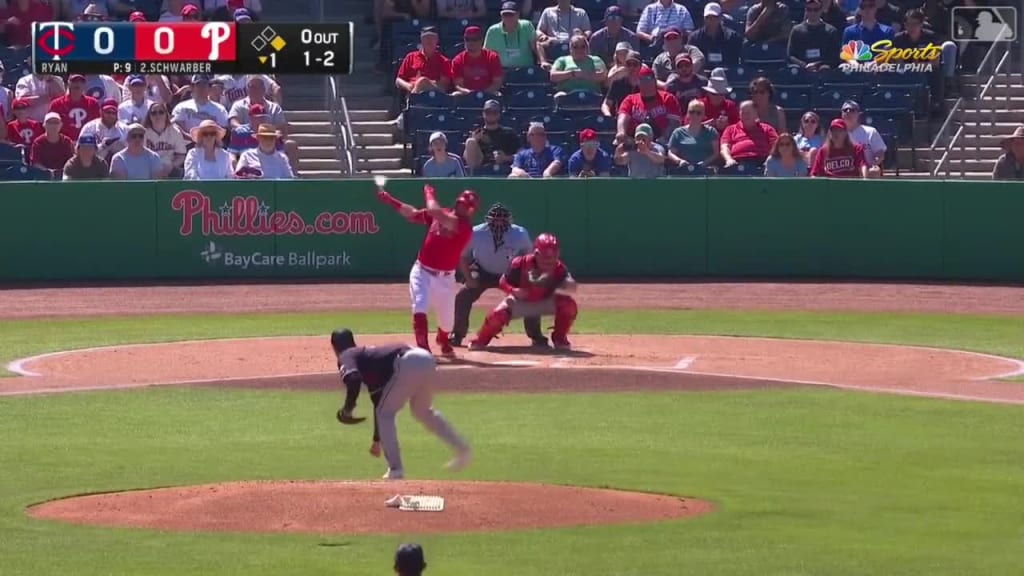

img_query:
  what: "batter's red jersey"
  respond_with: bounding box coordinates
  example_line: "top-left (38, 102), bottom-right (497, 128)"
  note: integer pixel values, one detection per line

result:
top-left (414, 210), bottom-right (473, 272)
top-left (501, 254), bottom-right (571, 302)
top-left (48, 95), bottom-right (101, 140)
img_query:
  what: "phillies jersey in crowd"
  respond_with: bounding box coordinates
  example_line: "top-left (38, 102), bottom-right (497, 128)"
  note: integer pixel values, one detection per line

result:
top-left (7, 119), bottom-right (43, 146)
top-left (618, 90), bottom-right (682, 139)
top-left (48, 95), bottom-right (100, 140)
top-left (502, 254), bottom-right (571, 302)
top-left (416, 211), bottom-right (473, 272)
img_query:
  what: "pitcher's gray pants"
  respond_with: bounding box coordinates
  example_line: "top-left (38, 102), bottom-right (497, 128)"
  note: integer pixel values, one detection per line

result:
top-left (377, 347), bottom-right (468, 472)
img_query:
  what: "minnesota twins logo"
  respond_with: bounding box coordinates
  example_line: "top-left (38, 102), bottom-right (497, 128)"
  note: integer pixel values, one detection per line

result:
top-left (35, 22), bottom-right (76, 60)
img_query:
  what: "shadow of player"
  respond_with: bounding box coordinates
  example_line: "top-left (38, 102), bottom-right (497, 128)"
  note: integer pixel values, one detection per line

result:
top-left (469, 345), bottom-right (595, 359)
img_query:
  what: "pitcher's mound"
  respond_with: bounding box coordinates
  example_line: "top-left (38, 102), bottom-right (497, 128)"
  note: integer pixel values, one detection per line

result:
top-left (28, 480), bottom-right (713, 535)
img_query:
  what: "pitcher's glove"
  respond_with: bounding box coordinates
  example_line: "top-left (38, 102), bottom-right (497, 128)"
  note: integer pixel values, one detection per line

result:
top-left (337, 409), bottom-right (367, 425)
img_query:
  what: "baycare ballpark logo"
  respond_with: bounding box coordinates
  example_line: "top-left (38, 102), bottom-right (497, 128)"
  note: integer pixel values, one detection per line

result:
top-left (171, 190), bottom-right (380, 270)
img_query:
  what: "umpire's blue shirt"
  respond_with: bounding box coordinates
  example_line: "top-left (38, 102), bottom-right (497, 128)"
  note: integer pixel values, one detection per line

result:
top-left (463, 223), bottom-right (533, 275)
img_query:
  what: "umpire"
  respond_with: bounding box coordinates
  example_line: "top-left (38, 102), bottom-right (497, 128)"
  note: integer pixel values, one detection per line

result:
top-left (452, 202), bottom-right (548, 347)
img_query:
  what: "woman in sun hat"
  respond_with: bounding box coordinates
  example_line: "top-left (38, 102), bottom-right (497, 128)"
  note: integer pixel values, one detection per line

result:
top-left (235, 123), bottom-right (295, 179)
top-left (184, 119), bottom-right (233, 180)
top-left (698, 67), bottom-right (738, 132)
top-left (993, 125), bottom-right (1024, 181)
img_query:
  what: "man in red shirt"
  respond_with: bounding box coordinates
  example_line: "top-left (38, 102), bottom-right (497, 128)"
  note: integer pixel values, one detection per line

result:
top-left (699, 69), bottom-right (739, 132)
top-left (31, 112), bottom-right (74, 175)
top-left (48, 74), bottom-right (101, 140)
top-left (395, 26), bottom-right (451, 95)
top-left (376, 182), bottom-right (480, 358)
top-left (7, 99), bottom-right (42, 147)
top-left (720, 99), bottom-right (778, 168)
top-left (451, 26), bottom-right (503, 94)
top-left (616, 66), bottom-right (682, 144)
top-left (1, 0), bottom-right (55, 47)
top-left (810, 118), bottom-right (868, 178)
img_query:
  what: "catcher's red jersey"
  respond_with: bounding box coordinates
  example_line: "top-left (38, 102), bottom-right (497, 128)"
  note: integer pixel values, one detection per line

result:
top-left (416, 210), bottom-right (473, 271)
top-left (501, 255), bottom-right (570, 301)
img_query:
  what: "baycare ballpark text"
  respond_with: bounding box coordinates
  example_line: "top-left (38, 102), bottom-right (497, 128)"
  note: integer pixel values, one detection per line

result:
top-left (171, 190), bottom-right (380, 236)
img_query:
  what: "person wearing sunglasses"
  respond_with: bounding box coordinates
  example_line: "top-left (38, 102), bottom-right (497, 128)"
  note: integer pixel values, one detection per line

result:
top-left (451, 26), bottom-right (504, 95)
top-left (667, 98), bottom-right (720, 168)
top-left (788, 0), bottom-right (841, 71)
top-left (794, 111), bottom-right (823, 165)
top-left (652, 28), bottom-right (705, 83)
top-left (810, 118), bottom-right (867, 178)
top-left (665, 54), bottom-right (707, 105)
top-left (841, 0), bottom-right (894, 45)
top-left (840, 99), bottom-right (885, 176)
top-left (184, 119), bottom-right (233, 180)
top-left (143, 103), bottom-right (187, 178)
top-left (110, 123), bottom-right (164, 180)
top-left (764, 132), bottom-right (809, 177)
top-left (602, 49), bottom-right (641, 117)
top-left (588, 5), bottom-right (637, 67)
top-left (486, 2), bottom-right (548, 69)
top-left (549, 34), bottom-right (606, 98)
top-left (748, 76), bottom-right (786, 133)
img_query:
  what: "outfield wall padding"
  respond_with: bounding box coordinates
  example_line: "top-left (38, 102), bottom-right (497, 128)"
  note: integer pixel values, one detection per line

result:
top-left (1, 179), bottom-right (1021, 282)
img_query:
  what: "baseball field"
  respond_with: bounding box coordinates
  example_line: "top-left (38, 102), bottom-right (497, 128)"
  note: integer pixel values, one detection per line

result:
top-left (2, 281), bottom-right (1023, 576)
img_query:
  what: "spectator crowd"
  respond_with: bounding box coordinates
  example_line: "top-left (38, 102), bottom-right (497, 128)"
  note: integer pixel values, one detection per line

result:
top-left (0, 0), bottom-right (299, 180)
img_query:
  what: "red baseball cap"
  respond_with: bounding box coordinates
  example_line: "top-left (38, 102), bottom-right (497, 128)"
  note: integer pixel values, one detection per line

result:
top-left (11, 98), bottom-right (29, 110)
top-left (249, 103), bottom-right (267, 116)
top-left (181, 4), bottom-right (199, 16)
top-left (463, 26), bottom-right (483, 39)
top-left (664, 27), bottom-right (681, 40)
top-left (638, 65), bottom-right (655, 80)
top-left (129, 11), bottom-right (146, 22)
top-left (102, 98), bottom-right (119, 111)
top-left (579, 128), bottom-right (598, 143)
top-left (68, 73), bottom-right (86, 82)
top-left (830, 118), bottom-right (847, 130)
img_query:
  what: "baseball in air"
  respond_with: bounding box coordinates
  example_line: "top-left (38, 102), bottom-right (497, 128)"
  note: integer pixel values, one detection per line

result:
top-left (374, 175), bottom-right (388, 188)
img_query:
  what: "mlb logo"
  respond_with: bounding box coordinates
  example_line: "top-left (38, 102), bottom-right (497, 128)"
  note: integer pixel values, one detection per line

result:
top-left (951, 7), bottom-right (1017, 42)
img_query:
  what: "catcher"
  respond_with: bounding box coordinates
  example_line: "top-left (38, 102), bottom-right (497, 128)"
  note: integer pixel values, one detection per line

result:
top-left (469, 233), bottom-right (578, 350)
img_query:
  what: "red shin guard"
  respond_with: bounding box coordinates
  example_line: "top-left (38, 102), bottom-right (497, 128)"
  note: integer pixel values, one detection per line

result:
top-left (413, 313), bottom-right (430, 351)
top-left (474, 307), bottom-right (511, 345)
top-left (551, 295), bottom-right (578, 342)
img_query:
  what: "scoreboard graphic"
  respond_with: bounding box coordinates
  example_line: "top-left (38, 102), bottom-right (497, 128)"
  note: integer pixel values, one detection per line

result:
top-left (32, 21), bottom-right (353, 76)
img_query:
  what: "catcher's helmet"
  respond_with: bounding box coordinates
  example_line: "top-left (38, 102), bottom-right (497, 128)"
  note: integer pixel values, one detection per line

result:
top-left (331, 329), bottom-right (356, 353)
top-left (534, 233), bottom-right (559, 256)
top-left (455, 189), bottom-right (480, 214)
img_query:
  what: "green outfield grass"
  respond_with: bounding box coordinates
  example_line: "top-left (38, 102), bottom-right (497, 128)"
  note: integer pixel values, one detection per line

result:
top-left (1, 310), bottom-right (1023, 575)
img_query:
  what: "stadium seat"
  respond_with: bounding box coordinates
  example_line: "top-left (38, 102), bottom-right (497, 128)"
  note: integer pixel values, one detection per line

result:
top-left (776, 87), bottom-right (812, 111)
top-left (0, 143), bottom-right (26, 167)
top-left (862, 89), bottom-right (914, 114)
top-left (554, 90), bottom-right (603, 111)
top-left (440, 19), bottom-right (488, 46)
top-left (547, 42), bottom-right (571, 59)
top-left (504, 66), bottom-right (549, 87)
top-left (821, 68), bottom-right (874, 89)
top-left (453, 91), bottom-right (500, 110)
top-left (392, 19), bottom-right (436, 47)
top-left (421, 111), bottom-right (469, 131)
top-left (530, 113), bottom-right (572, 133)
top-left (741, 41), bottom-right (788, 68)
top-left (770, 65), bottom-right (815, 89)
top-left (720, 161), bottom-right (765, 176)
top-left (639, 43), bottom-right (662, 63)
top-left (3, 164), bottom-right (52, 181)
top-left (723, 66), bottom-right (762, 87)
top-left (408, 90), bottom-right (455, 109)
top-left (668, 162), bottom-right (708, 176)
top-left (813, 88), bottom-right (848, 110)
top-left (863, 114), bottom-right (898, 139)
top-left (470, 163), bottom-right (513, 177)
top-left (505, 88), bottom-right (552, 111)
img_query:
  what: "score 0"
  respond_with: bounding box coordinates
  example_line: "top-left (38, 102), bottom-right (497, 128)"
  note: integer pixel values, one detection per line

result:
top-left (300, 28), bottom-right (338, 68)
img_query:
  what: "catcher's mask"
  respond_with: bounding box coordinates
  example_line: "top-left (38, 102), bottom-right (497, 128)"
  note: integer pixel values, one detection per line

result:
top-left (455, 189), bottom-right (480, 216)
top-left (485, 202), bottom-right (512, 240)
top-left (533, 233), bottom-right (560, 270)
top-left (330, 329), bottom-right (356, 354)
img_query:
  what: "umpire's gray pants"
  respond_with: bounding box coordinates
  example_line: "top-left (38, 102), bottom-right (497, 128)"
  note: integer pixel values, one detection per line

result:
top-left (377, 347), bottom-right (468, 472)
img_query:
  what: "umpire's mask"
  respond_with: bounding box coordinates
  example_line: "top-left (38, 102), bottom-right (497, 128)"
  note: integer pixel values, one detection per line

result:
top-left (485, 202), bottom-right (512, 244)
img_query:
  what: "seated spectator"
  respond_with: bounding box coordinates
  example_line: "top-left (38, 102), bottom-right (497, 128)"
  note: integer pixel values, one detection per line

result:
top-left (15, 73), bottom-right (64, 123)
top-left (720, 100), bottom-right (778, 168)
top-left (699, 68), bottom-right (739, 132)
top-left (463, 99), bottom-right (520, 172)
top-left (509, 122), bottom-right (563, 178)
top-left (840, 100), bottom-right (885, 176)
top-left (421, 131), bottom-right (466, 177)
top-left (394, 543), bottom-right (426, 576)
top-left (765, 132), bottom-right (809, 176)
top-left (617, 66), bottom-right (682, 145)
top-left (235, 124), bottom-right (295, 179)
top-left (653, 28), bottom-right (705, 81)
top-left (80, 99), bottom-right (128, 162)
top-left (229, 6), bottom-right (259, 24)
top-left (589, 6), bottom-right (637, 66)
top-left (820, 0), bottom-right (849, 33)
top-left (993, 125), bottom-right (1024, 181)
top-left (7, 99), bottom-right (43, 148)
top-left (567, 128), bottom-right (611, 177)
top-left (637, 0), bottom-right (695, 46)
top-left (31, 113), bottom-right (74, 176)
top-left (129, 10), bottom-right (147, 23)
top-left (485, 3), bottom-right (547, 69)
top-left (172, 75), bottom-right (229, 141)
top-left (48, 74), bottom-right (100, 141)
top-left (842, 0), bottom-right (893, 44)
top-left (550, 34), bottom-right (606, 97)
top-left (894, 9), bottom-right (957, 83)
top-left (110, 123), bottom-right (164, 179)
top-left (65, 1), bottom-right (109, 20)
top-left (451, 27), bottom-right (504, 95)
top-left (158, 0), bottom-right (194, 22)
top-left (664, 54), bottom-right (707, 104)
top-left (227, 75), bottom-right (297, 168)
top-left (745, 0), bottom-right (791, 43)
top-left (228, 104), bottom-right (283, 159)
top-left (537, 0), bottom-right (592, 53)
top-left (748, 77), bottom-right (786, 133)
top-left (871, 0), bottom-right (904, 32)
top-left (176, 2), bottom-right (203, 21)
top-left (118, 75), bottom-right (155, 124)
top-left (615, 123), bottom-right (667, 177)
top-left (688, 3), bottom-right (742, 68)
top-left (788, 0), bottom-right (841, 70)
top-left (436, 0), bottom-right (485, 20)
top-left (207, 1), bottom-right (263, 22)
top-left (62, 134), bottom-right (110, 180)
top-left (602, 48), bottom-right (641, 116)
top-left (668, 98), bottom-right (720, 167)
top-left (80, 73), bottom-right (123, 102)
top-left (184, 119), bottom-right (233, 180)
top-left (396, 27), bottom-right (452, 94)
top-left (810, 118), bottom-right (867, 178)
top-left (143, 102), bottom-right (187, 177)
top-left (0, 0), bottom-right (55, 47)
top-left (795, 110), bottom-right (824, 165)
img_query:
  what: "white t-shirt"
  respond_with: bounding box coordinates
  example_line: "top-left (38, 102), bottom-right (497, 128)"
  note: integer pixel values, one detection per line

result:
top-left (15, 75), bottom-right (62, 122)
top-left (172, 98), bottom-right (229, 132)
top-left (80, 118), bottom-right (129, 159)
top-left (236, 148), bottom-right (294, 179)
top-left (848, 124), bottom-right (887, 166)
top-left (184, 147), bottom-right (234, 180)
top-left (228, 97), bottom-right (285, 125)
top-left (118, 97), bottom-right (155, 124)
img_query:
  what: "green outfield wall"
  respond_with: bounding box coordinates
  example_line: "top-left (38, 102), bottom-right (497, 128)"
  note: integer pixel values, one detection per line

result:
top-left (1, 179), bottom-right (1021, 282)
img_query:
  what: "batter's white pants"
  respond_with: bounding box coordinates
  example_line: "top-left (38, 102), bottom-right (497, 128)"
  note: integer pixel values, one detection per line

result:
top-left (409, 261), bottom-right (457, 332)
top-left (376, 347), bottom-right (468, 473)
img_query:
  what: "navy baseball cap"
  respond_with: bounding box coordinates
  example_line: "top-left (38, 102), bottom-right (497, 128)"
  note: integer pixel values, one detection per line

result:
top-left (394, 543), bottom-right (426, 573)
top-left (605, 5), bottom-right (623, 19)
top-left (500, 2), bottom-right (518, 14)
top-left (191, 74), bottom-right (212, 84)
top-left (77, 134), bottom-right (98, 146)
top-left (127, 75), bottom-right (145, 86)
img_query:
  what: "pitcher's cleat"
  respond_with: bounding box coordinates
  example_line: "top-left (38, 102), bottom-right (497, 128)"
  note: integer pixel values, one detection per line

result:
top-left (446, 447), bottom-right (472, 472)
top-left (382, 468), bottom-right (405, 480)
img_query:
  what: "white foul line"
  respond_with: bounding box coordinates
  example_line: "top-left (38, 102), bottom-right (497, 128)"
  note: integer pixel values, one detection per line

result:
top-left (674, 356), bottom-right (697, 370)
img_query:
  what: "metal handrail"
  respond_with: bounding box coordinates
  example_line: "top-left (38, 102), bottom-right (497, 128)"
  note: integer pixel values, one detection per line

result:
top-left (327, 75), bottom-right (356, 176)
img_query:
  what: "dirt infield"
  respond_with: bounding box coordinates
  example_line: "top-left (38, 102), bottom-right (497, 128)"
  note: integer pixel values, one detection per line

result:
top-left (27, 481), bottom-right (713, 535)
top-left (3, 281), bottom-right (1024, 319)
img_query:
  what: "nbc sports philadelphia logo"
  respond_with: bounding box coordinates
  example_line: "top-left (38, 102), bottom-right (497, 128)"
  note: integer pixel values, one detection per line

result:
top-left (199, 241), bottom-right (352, 270)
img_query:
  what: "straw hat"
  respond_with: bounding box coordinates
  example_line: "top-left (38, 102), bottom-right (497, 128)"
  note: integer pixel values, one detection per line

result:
top-left (189, 119), bottom-right (226, 141)
top-left (999, 125), bottom-right (1024, 148)
top-left (256, 123), bottom-right (281, 138)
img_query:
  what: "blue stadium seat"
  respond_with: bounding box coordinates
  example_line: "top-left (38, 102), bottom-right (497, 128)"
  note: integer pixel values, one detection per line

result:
top-left (3, 164), bottom-right (52, 181)
top-left (545, 131), bottom-right (571, 150)
top-left (0, 143), bottom-right (25, 167)
top-left (863, 114), bottom-right (898, 140)
top-left (723, 66), bottom-right (761, 87)
top-left (862, 89), bottom-right (914, 114)
top-left (776, 87), bottom-right (812, 111)
top-left (505, 88), bottom-right (552, 110)
top-left (470, 163), bottom-right (513, 177)
top-left (547, 41), bottom-right (571, 59)
top-left (453, 91), bottom-right (500, 110)
top-left (770, 65), bottom-right (815, 89)
top-left (813, 88), bottom-right (848, 110)
top-left (408, 90), bottom-right (455, 109)
top-left (392, 19), bottom-right (437, 46)
top-left (668, 162), bottom-right (708, 177)
top-left (729, 86), bottom-right (749, 102)
top-left (821, 68), bottom-right (875, 89)
top-left (741, 41), bottom-right (788, 67)
top-left (504, 66), bottom-right (549, 87)
top-left (566, 113), bottom-right (613, 132)
top-left (639, 43), bottom-right (662, 63)
top-left (440, 19), bottom-right (488, 46)
top-left (720, 161), bottom-right (765, 176)
top-left (554, 90), bottom-right (603, 111)
top-left (412, 130), bottom-right (466, 157)
top-left (422, 111), bottom-right (468, 131)
top-left (874, 70), bottom-right (928, 89)
top-left (530, 113), bottom-right (572, 133)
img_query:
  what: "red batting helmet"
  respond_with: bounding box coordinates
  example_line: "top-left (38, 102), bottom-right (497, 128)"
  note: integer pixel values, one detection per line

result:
top-left (455, 189), bottom-right (480, 214)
